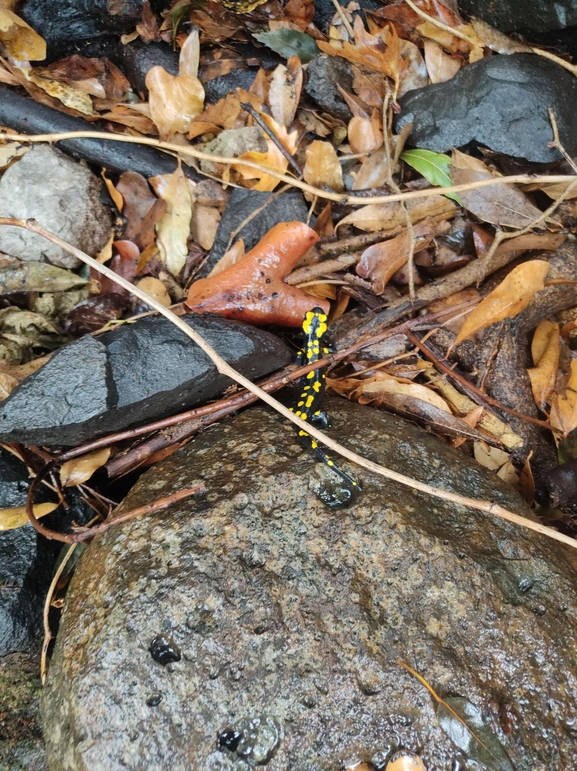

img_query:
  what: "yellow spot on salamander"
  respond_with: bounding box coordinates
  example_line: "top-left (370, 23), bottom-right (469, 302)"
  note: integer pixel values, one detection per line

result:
top-left (298, 401), bottom-right (304, 407)
top-left (311, 441), bottom-right (318, 449)
top-left (307, 371), bottom-right (315, 379)
top-left (312, 381), bottom-right (322, 393)
top-left (299, 430), bottom-right (307, 437)
top-left (327, 460), bottom-right (334, 466)
top-left (306, 395), bottom-right (315, 408)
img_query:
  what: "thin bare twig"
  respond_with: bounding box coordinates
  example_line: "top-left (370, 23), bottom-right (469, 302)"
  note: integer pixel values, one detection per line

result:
top-left (330, 0), bottom-right (355, 39)
top-left (548, 108), bottom-right (577, 174)
top-left (240, 102), bottom-right (302, 176)
top-left (3, 130), bottom-right (577, 206)
top-left (4, 217), bottom-right (576, 551)
top-left (41, 541), bottom-right (78, 682)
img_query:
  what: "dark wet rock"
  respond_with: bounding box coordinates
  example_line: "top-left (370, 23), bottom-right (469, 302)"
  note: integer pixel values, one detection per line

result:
top-left (0, 653), bottom-right (47, 770)
top-left (41, 400), bottom-right (577, 769)
top-left (458, 0), bottom-right (577, 34)
top-left (21, 0), bottom-right (146, 59)
top-left (313, 0), bottom-right (381, 34)
top-left (0, 146), bottom-right (113, 269)
top-left (0, 448), bottom-right (92, 657)
top-left (202, 188), bottom-right (309, 277)
top-left (396, 53), bottom-right (577, 163)
top-left (203, 69), bottom-right (259, 105)
top-left (305, 56), bottom-right (353, 121)
top-left (0, 314), bottom-right (291, 447)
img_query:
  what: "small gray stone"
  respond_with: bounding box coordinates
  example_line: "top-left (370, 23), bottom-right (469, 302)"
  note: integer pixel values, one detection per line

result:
top-left (0, 145), bottom-right (113, 268)
top-left (396, 53), bottom-right (577, 163)
top-left (200, 127), bottom-right (267, 174)
top-left (41, 401), bottom-right (577, 769)
top-left (305, 56), bottom-right (353, 121)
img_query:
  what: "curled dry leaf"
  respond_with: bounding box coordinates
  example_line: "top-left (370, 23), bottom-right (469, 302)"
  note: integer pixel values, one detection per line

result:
top-left (337, 195), bottom-right (456, 233)
top-left (234, 113), bottom-right (298, 192)
top-left (352, 148), bottom-right (390, 190)
top-left (450, 150), bottom-right (543, 228)
top-left (424, 39), bottom-right (461, 83)
top-left (60, 447), bottom-right (112, 487)
top-left (268, 56), bottom-right (303, 128)
top-left (527, 320), bottom-right (560, 410)
top-left (361, 373), bottom-right (452, 413)
top-left (135, 277), bottom-right (172, 308)
top-left (17, 67), bottom-right (93, 115)
top-left (186, 222), bottom-right (327, 327)
top-left (550, 359), bottom-right (577, 438)
top-left (0, 502), bottom-right (58, 532)
top-left (454, 260), bottom-right (550, 344)
top-left (146, 66), bottom-right (205, 139)
top-left (0, 8), bottom-right (46, 60)
top-left (303, 140), bottom-right (344, 192)
top-left (149, 167), bottom-right (193, 277)
top-left (357, 217), bottom-right (451, 294)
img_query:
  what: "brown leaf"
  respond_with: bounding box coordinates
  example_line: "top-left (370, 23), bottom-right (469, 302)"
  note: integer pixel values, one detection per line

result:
top-left (283, 0), bottom-right (315, 29)
top-left (117, 171), bottom-right (166, 249)
top-left (424, 39), bottom-right (461, 83)
top-left (357, 217), bottom-right (450, 294)
top-left (454, 260), bottom-right (550, 344)
top-left (303, 140), bottom-right (344, 192)
top-left (0, 8), bottom-right (45, 60)
top-left (60, 448), bottom-right (112, 487)
top-left (348, 113), bottom-right (382, 154)
top-left (337, 195), bottom-right (456, 232)
top-left (527, 320), bottom-right (560, 410)
top-left (450, 150), bottom-right (543, 228)
top-left (146, 66), bottom-right (204, 139)
top-left (135, 277), bottom-right (172, 308)
top-left (268, 56), bottom-right (302, 128)
top-left (190, 204), bottom-right (220, 250)
top-left (550, 359), bottom-right (577, 437)
top-left (352, 148), bottom-right (390, 190)
top-left (233, 113), bottom-right (298, 192)
top-left (470, 17), bottom-right (532, 54)
top-left (361, 372), bottom-right (452, 412)
top-left (397, 37), bottom-right (428, 97)
top-left (207, 238), bottom-right (245, 278)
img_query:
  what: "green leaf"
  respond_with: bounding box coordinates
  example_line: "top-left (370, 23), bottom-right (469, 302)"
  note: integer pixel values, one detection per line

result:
top-left (437, 697), bottom-right (514, 771)
top-left (401, 148), bottom-right (461, 203)
top-left (253, 30), bottom-right (320, 64)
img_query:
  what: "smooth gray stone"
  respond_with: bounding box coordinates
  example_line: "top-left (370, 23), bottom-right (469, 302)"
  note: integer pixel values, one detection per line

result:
top-left (396, 54), bottom-right (577, 163)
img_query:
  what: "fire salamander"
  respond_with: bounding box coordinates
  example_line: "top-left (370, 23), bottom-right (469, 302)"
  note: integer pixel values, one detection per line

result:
top-left (290, 308), bottom-right (361, 507)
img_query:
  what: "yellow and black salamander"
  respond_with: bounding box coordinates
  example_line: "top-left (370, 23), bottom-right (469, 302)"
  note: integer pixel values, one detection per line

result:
top-left (290, 308), bottom-right (361, 507)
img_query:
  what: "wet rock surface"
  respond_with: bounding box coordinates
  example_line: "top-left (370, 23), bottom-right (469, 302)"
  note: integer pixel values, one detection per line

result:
top-left (0, 146), bottom-right (113, 269)
top-left (202, 188), bottom-right (309, 276)
top-left (305, 56), bottom-right (354, 121)
top-left (0, 314), bottom-right (291, 447)
top-left (458, 0), bottom-right (577, 34)
top-left (42, 400), bottom-right (577, 770)
top-left (396, 53), bottom-right (577, 163)
top-left (0, 653), bottom-right (47, 771)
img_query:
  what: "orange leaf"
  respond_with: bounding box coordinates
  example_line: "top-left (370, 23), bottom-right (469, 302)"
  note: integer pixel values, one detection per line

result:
top-left (303, 140), bottom-right (344, 192)
top-left (454, 260), bottom-right (550, 344)
top-left (146, 67), bottom-right (204, 139)
top-left (527, 321), bottom-right (560, 410)
top-left (550, 359), bottom-right (577, 437)
top-left (233, 113), bottom-right (298, 192)
top-left (347, 115), bottom-right (382, 154)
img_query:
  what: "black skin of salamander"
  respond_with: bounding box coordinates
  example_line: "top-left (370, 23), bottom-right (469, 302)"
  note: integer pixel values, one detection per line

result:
top-left (290, 307), bottom-right (361, 507)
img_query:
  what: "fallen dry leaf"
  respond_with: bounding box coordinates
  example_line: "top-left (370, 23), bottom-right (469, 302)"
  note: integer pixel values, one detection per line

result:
top-left (0, 502), bottom-right (57, 531)
top-left (135, 277), bottom-right (172, 308)
top-left (348, 114), bottom-right (382, 154)
top-left (146, 67), bottom-right (204, 139)
top-left (450, 150), bottom-right (543, 228)
top-left (268, 56), bottom-right (302, 128)
top-left (149, 167), bottom-right (193, 277)
top-left (0, 8), bottom-right (46, 60)
top-left (190, 203), bottom-right (220, 251)
top-left (337, 195), bottom-right (456, 233)
top-left (424, 39), bottom-right (461, 83)
top-left (455, 260), bottom-right (550, 344)
top-left (550, 359), bottom-right (577, 437)
top-left (60, 448), bottom-right (112, 487)
top-left (303, 140), bottom-right (344, 192)
top-left (17, 67), bottom-right (93, 115)
top-left (474, 442), bottom-right (510, 471)
top-left (207, 238), bottom-right (245, 278)
top-left (527, 320), bottom-right (560, 410)
top-left (234, 113), bottom-right (298, 192)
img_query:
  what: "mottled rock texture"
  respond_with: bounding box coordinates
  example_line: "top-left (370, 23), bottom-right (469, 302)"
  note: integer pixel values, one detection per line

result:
top-left (42, 401), bottom-right (577, 770)
top-left (0, 146), bottom-right (112, 269)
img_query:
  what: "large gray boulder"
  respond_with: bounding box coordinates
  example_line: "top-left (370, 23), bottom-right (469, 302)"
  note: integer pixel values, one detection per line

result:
top-left (41, 400), bottom-right (577, 769)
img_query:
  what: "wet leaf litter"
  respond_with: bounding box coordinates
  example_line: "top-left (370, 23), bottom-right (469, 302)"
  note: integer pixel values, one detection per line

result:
top-left (1, 0), bottom-right (577, 768)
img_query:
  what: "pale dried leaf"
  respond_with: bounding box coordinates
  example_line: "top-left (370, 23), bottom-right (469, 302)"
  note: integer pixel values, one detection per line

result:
top-left (135, 277), bottom-right (172, 308)
top-left (398, 37), bottom-right (428, 97)
top-left (352, 148), bottom-right (390, 190)
top-left (455, 260), bottom-right (550, 344)
top-left (337, 195), bottom-right (456, 232)
top-left (18, 67), bottom-right (93, 114)
top-left (362, 373), bottom-right (452, 412)
top-left (179, 28), bottom-right (200, 79)
top-left (470, 17), bottom-right (532, 53)
top-left (451, 150), bottom-right (543, 228)
top-left (0, 8), bottom-right (46, 60)
top-left (303, 140), bottom-right (344, 192)
top-left (474, 442), bottom-right (510, 471)
top-left (190, 203), bottom-right (220, 250)
top-left (150, 167), bottom-right (193, 276)
top-left (146, 66), bottom-right (204, 139)
top-left (0, 502), bottom-right (57, 531)
top-left (60, 448), bottom-right (111, 487)
top-left (0, 142), bottom-right (28, 169)
top-left (268, 57), bottom-right (302, 128)
top-left (348, 115), bottom-right (382, 154)
top-left (0, 370), bottom-right (18, 400)
top-left (234, 114), bottom-right (298, 192)
top-left (424, 39), bottom-right (461, 83)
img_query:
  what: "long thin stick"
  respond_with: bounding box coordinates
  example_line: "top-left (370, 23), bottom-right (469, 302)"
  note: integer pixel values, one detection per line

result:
top-left (3, 130), bottom-right (576, 207)
top-left (4, 216), bottom-right (577, 551)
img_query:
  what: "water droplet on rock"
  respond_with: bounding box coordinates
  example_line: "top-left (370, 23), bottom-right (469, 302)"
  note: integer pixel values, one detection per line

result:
top-left (218, 728), bottom-right (242, 751)
top-left (149, 634), bottom-right (181, 665)
top-left (219, 714), bottom-right (281, 764)
top-left (146, 693), bottom-right (162, 707)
